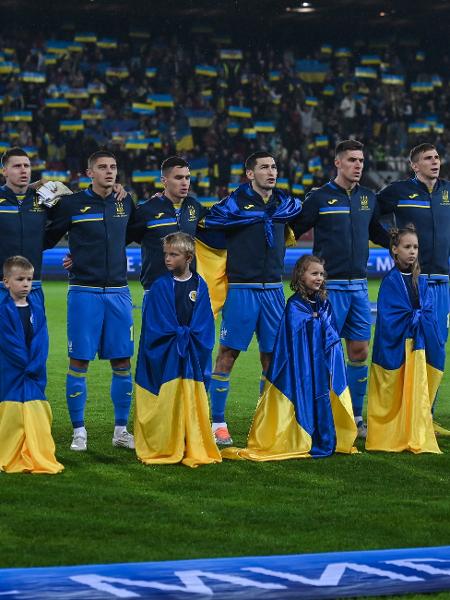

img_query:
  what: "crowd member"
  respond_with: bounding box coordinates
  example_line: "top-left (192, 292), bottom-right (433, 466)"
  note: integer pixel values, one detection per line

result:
top-left (377, 143), bottom-right (450, 433)
top-left (366, 225), bottom-right (444, 454)
top-left (45, 151), bottom-right (135, 452)
top-left (134, 233), bottom-right (221, 468)
top-left (229, 255), bottom-right (356, 461)
top-left (0, 255), bottom-right (63, 474)
top-left (204, 151), bottom-right (302, 445)
top-left (292, 140), bottom-right (389, 438)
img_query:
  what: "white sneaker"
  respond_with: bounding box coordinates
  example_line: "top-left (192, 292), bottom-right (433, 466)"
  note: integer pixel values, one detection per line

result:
top-left (70, 428), bottom-right (87, 451)
top-left (112, 429), bottom-right (135, 449)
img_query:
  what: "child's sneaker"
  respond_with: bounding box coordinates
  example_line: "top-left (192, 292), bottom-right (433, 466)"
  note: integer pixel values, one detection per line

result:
top-left (70, 428), bottom-right (87, 451)
top-left (112, 429), bottom-right (135, 449)
top-left (357, 421), bottom-right (368, 439)
top-left (213, 425), bottom-right (233, 446)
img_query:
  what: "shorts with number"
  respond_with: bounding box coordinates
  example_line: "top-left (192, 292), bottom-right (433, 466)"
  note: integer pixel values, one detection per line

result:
top-left (220, 286), bottom-right (285, 353)
top-left (326, 284), bottom-right (371, 341)
top-left (67, 287), bottom-right (134, 360)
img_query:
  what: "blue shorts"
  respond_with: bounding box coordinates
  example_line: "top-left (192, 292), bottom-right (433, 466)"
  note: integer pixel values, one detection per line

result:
top-left (424, 278), bottom-right (449, 343)
top-left (67, 286), bottom-right (134, 360)
top-left (220, 286), bottom-right (285, 353)
top-left (326, 283), bottom-right (371, 341)
top-left (0, 282), bottom-right (44, 311)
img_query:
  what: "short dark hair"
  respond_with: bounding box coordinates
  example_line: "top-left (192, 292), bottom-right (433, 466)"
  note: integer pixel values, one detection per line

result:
top-left (3, 255), bottom-right (34, 277)
top-left (245, 152), bottom-right (275, 172)
top-left (87, 151), bottom-right (117, 169)
top-left (1, 147), bottom-right (29, 167)
top-left (409, 143), bottom-right (437, 163)
top-left (335, 139), bottom-right (364, 158)
top-left (161, 156), bottom-right (189, 175)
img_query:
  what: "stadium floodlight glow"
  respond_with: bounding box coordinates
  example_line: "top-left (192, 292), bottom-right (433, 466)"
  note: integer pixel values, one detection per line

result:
top-left (286, 6), bottom-right (316, 12)
top-left (302, 1), bottom-right (311, 6)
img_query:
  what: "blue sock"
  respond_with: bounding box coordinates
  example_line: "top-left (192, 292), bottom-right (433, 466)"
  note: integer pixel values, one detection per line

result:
top-left (210, 372), bottom-right (230, 423)
top-left (111, 368), bottom-right (133, 426)
top-left (260, 371), bottom-right (267, 395)
top-left (347, 361), bottom-right (368, 420)
top-left (66, 366), bottom-right (88, 428)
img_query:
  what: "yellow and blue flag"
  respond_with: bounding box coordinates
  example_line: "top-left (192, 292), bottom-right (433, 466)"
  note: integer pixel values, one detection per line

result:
top-left (411, 81), bottom-right (433, 93)
top-left (355, 67), bottom-right (377, 79)
top-left (296, 60), bottom-right (329, 83)
top-left (131, 102), bottom-right (155, 116)
top-left (220, 49), bottom-right (243, 60)
top-left (254, 121), bottom-right (275, 133)
top-left (228, 105), bottom-right (252, 119)
top-left (148, 94), bottom-right (174, 108)
top-left (97, 38), bottom-right (117, 49)
top-left (59, 120), bottom-right (84, 131)
top-left (367, 268), bottom-right (444, 454)
top-left (0, 296), bottom-right (63, 474)
top-left (381, 74), bottom-right (404, 85)
top-left (21, 71), bottom-right (46, 83)
top-left (134, 274), bottom-right (221, 468)
top-left (225, 294), bottom-right (356, 461)
top-left (185, 109), bottom-right (214, 128)
top-left (132, 170), bottom-right (159, 183)
top-left (45, 98), bottom-right (71, 109)
top-left (3, 111), bottom-right (32, 122)
top-left (195, 65), bottom-right (218, 77)
top-left (74, 32), bottom-right (97, 43)
top-left (176, 125), bottom-right (194, 151)
top-left (145, 68), bottom-right (157, 78)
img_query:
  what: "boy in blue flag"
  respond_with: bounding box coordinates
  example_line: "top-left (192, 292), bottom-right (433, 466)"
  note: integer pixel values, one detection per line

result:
top-left (134, 233), bottom-right (221, 468)
top-left (0, 256), bottom-right (63, 474)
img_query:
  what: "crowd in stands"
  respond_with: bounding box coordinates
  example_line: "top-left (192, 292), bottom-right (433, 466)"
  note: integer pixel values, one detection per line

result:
top-left (0, 25), bottom-right (449, 202)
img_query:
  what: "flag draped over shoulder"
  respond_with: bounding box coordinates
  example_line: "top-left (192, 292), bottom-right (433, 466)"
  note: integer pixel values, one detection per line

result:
top-left (0, 296), bottom-right (63, 474)
top-left (204, 183), bottom-right (302, 248)
top-left (134, 274), bottom-right (221, 468)
top-left (366, 268), bottom-right (444, 454)
top-left (224, 294), bottom-right (357, 461)
top-left (194, 228), bottom-right (227, 319)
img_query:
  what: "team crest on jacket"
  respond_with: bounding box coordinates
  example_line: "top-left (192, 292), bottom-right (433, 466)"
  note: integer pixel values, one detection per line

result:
top-left (189, 290), bottom-right (197, 302)
top-left (442, 190), bottom-right (449, 205)
top-left (30, 195), bottom-right (45, 213)
top-left (114, 199), bottom-right (127, 217)
top-left (188, 205), bottom-right (197, 221)
top-left (359, 195), bottom-right (370, 211)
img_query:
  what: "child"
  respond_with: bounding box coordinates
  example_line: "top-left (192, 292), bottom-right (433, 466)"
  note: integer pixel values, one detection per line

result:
top-left (134, 233), bottom-right (221, 467)
top-left (0, 256), bottom-right (63, 474)
top-left (231, 255), bottom-right (356, 461)
top-left (366, 225), bottom-right (443, 454)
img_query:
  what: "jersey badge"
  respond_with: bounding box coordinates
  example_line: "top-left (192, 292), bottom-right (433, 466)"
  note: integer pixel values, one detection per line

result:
top-left (114, 199), bottom-right (127, 217)
top-left (80, 206), bottom-right (91, 213)
top-left (30, 195), bottom-right (45, 213)
top-left (189, 290), bottom-right (197, 302)
top-left (441, 190), bottom-right (449, 205)
top-left (188, 205), bottom-right (197, 221)
top-left (359, 195), bottom-right (370, 211)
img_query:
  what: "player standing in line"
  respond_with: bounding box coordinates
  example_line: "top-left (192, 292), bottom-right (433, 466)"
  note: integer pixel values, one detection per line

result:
top-left (204, 151), bottom-right (302, 445)
top-left (377, 143), bottom-right (450, 434)
top-left (292, 140), bottom-right (389, 439)
top-left (45, 151), bottom-right (135, 452)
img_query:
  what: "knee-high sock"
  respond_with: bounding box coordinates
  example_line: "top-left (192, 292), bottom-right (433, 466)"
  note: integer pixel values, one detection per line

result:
top-left (260, 371), bottom-right (267, 395)
top-left (346, 360), bottom-right (368, 420)
top-left (111, 367), bottom-right (133, 426)
top-left (66, 366), bottom-right (88, 428)
top-left (210, 372), bottom-right (230, 423)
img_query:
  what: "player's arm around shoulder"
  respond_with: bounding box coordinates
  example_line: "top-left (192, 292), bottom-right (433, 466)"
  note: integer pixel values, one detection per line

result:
top-left (44, 191), bottom-right (79, 249)
top-left (376, 180), bottom-right (400, 214)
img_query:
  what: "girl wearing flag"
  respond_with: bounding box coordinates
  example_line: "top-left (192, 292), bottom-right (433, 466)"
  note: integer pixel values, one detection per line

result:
top-left (230, 255), bottom-right (357, 461)
top-left (366, 225), bottom-right (444, 454)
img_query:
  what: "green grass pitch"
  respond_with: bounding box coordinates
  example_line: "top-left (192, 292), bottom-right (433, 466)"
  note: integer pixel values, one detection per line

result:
top-left (1, 280), bottom-right (450, 600)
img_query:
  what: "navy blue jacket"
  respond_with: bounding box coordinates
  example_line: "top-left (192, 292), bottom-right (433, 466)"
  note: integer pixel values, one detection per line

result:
top-left (45, 187), bottom-right (134, 287)
top-left (292, 180), bottom-right (389, 279)
top-left (0, 185), bottom-right (47, 280)
top-left (205, 184), bottom-right (302, 285)
top-left (127, 194), bottom-right (208, 290)
top-left (377, 177), bottom-right (450, 275)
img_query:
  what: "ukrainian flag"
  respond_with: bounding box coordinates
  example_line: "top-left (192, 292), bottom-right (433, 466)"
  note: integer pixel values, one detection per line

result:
top-left (360, 54), bottom-right (381, 65)
top-left (277, 178), bottom-right (289, 190)
top-left (21, 71), bottom-right (46, 83)
top-left (77, 176), bottom-right (91, 189)
top-left (64, 89), bottom-right (89, 99)
top-left (42, 170), bottom-right (71, 182)
top-left (322, 85), bottom-right (335, 96)
top-left (0, 62), bottom-right (14, 74)
top-left (0, 141), bottom-right (9, 152)
top-left (269, 70), bottom-right (280, 81)
top-left (224, 294), bottom-right (356, 461)
top-left (134, 274), bottom-right (221, 468)
top-left (411, 82), bottom-right (433, 93)
top-left (198, 177), bottom-right (210, 189)
top-left (195, 65), bottom-right (218, 77)
top-left (106, 67), bottom-right (129, 78)
top-left (131, 102), bottom-right (155, 116)
top-left (0, 296), bottom-right (63, 474)
top-left (23, 146), bottom-right (37, 158)
top-left (46, 41), bottom-right (70, 54)
top-left (59, 120), bottom-right (84, 131)
top-left (355, 67), bottom-right (378, 79)
top-left (434, 123), bottom-right (444, 134)
top-left (228, 105), bottom-right (252, 119)
top-left (190, 158), bottom-right (209, 178)
top-left (81, 109), bottom-right (106, 120)
top-left (201, 89), bottom-right (213, 100)
top-left (31, 159), bottom-right (46, 172)
top-left (231, 163), bottom-right (243, 176)
top-left (381, 74), bottom-right (404, 85)
top-left (3, 111), bottom-right (32, 122)
top-left (228, 183), bottom-right (237, 193)
top-left (302, 174), bottom-right (313, 186)
top-left (308, 157), bottom-right (322, 172)
top-left (254, 121), bottom-right (275, 133)
top-left (185, 109), bottom-right (214, 128)
top-left (335, 47), bottom-right (352, 58)
top-left (305, 96), bottom-right (318, 107)
top-left (176, 126), bottom-right (194, 151)
top-left (226, 122), bottom-right (240, 135)
top-left (220, 49), bottom-right (243, 60)
top-left (432, 75), bottom-right (443, 88)
top-left (408, 122), bottom-right (430, 133)
top-left (97, 38), bottom-right (117, 49)
top-left (243, 128), bottom-right (256, 139)
top-left (148, 94), bottom-right (174, 108)
top-left (88, 83), bottom-right (106, 94)
top-left (196, 196), bottom-right (218, 208)
top-left (68, 42), bottom-right (83, 53)
top-left (292, 183), bottom-right (304, 195)
top-left (132, 170), bottom-right (159, 183)
top-left (296, 60), bottom-right (328, 83)
top-left (366, 268), bottom-right (444, 454)
top-left (125, 139), bottom-right (149, 150)
top-left (74, 32), bottom-right (97, 43)
top-left (145, 68), bottom-right (157, 78)
top-left (45, 98), bottom-right (70, 109)
top-left (315, 135), bottom-right (329, 147)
